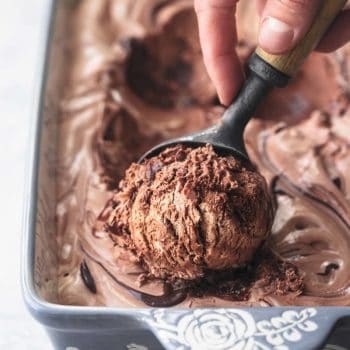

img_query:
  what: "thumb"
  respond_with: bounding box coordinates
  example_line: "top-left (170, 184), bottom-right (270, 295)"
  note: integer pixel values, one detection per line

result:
top-left (258, 0), bottom-right (321, 54)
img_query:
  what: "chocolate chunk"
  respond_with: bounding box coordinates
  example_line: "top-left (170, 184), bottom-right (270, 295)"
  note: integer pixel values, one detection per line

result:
top-left (317, 263), bottom-right (339, 276)
top-left (332, 176), bottom-right (342, 190)
top-left (80, 260), bottom-right (97, 294)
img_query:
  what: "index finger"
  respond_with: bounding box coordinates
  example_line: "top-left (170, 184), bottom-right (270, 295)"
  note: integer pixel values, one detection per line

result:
top-left (194, 0), bottom-right (244, 106)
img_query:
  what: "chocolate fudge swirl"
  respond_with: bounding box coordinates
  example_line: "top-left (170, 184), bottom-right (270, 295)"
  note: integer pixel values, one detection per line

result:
top-left (246, 107), bottom-right (350, 306)
top-left (56, 0), bottom-right (350, 307)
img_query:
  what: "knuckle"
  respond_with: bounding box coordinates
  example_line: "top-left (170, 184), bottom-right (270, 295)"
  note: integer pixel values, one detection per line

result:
top-left (194, 0), bottom-right (237, 14)
top-left (194, 0), bottom-right (203, 13)
top-left (277, 0), bottom-right (312, 12)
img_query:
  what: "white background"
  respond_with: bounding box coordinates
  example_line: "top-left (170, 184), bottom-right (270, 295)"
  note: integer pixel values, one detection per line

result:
top-left (0, 0), bottom-right (52, 348)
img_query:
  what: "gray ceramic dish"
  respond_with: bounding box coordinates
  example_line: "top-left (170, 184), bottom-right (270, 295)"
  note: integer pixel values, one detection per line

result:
top-left (22, 1), bottom-right (350, 349)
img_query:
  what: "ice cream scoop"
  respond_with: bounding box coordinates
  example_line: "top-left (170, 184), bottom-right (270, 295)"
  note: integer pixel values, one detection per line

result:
top-left (100, 144), bottom-right (274, 280)
top-left (139, 0), bottom-right (346, 163)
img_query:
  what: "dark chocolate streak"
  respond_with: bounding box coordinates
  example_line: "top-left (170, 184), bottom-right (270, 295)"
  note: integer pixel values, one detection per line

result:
top-left (141, 285), bottom-right (187, 307)
top-left (80, 260), bottom-right (97, 294)
top-left (260, 132), bottom-right (350, 231)
top-left (80, 245), bottom-right (187, 307)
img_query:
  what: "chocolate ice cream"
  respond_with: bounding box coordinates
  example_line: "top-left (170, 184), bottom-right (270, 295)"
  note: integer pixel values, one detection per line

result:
top-left (97, 144), bottom-right (273, 280)
top-left (52, 0), bottom-right (350, 308)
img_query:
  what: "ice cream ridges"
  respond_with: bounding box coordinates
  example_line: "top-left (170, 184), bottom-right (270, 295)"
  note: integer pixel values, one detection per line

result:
top-left (97, 144), bottom-right (273, 280)
top-left (56, 0), bottom-right (350, 307)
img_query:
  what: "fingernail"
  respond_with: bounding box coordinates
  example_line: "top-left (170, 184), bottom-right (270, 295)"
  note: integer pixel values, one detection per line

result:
top-left (218, 93), bottom-right (229, 107)
top-left (259, 17), bottom-right (294, 54)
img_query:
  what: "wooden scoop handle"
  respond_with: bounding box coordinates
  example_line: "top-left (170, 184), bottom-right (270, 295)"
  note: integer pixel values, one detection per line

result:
top-left (255, 0), bottom-right (347, 76)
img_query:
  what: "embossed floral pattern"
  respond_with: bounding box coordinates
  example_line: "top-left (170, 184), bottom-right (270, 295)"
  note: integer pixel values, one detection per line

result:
top-left (177, 309), bottom-right (256, 350)
top-left (256, 308), bottom-right (318, 347)
top-left (143, 308), bottom-right (319, 350)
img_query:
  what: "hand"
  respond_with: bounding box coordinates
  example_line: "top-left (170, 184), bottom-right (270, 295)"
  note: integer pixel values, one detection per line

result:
top-left (194, 0), bottom-right (350, 106)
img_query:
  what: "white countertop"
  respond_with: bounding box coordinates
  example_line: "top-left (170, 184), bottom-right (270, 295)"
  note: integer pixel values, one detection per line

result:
top-left (0, 0), bottom-right (52, 348)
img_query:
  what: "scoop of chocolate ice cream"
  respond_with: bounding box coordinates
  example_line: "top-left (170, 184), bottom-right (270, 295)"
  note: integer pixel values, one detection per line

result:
top-left (98, 144), bottom-right (274, 280)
